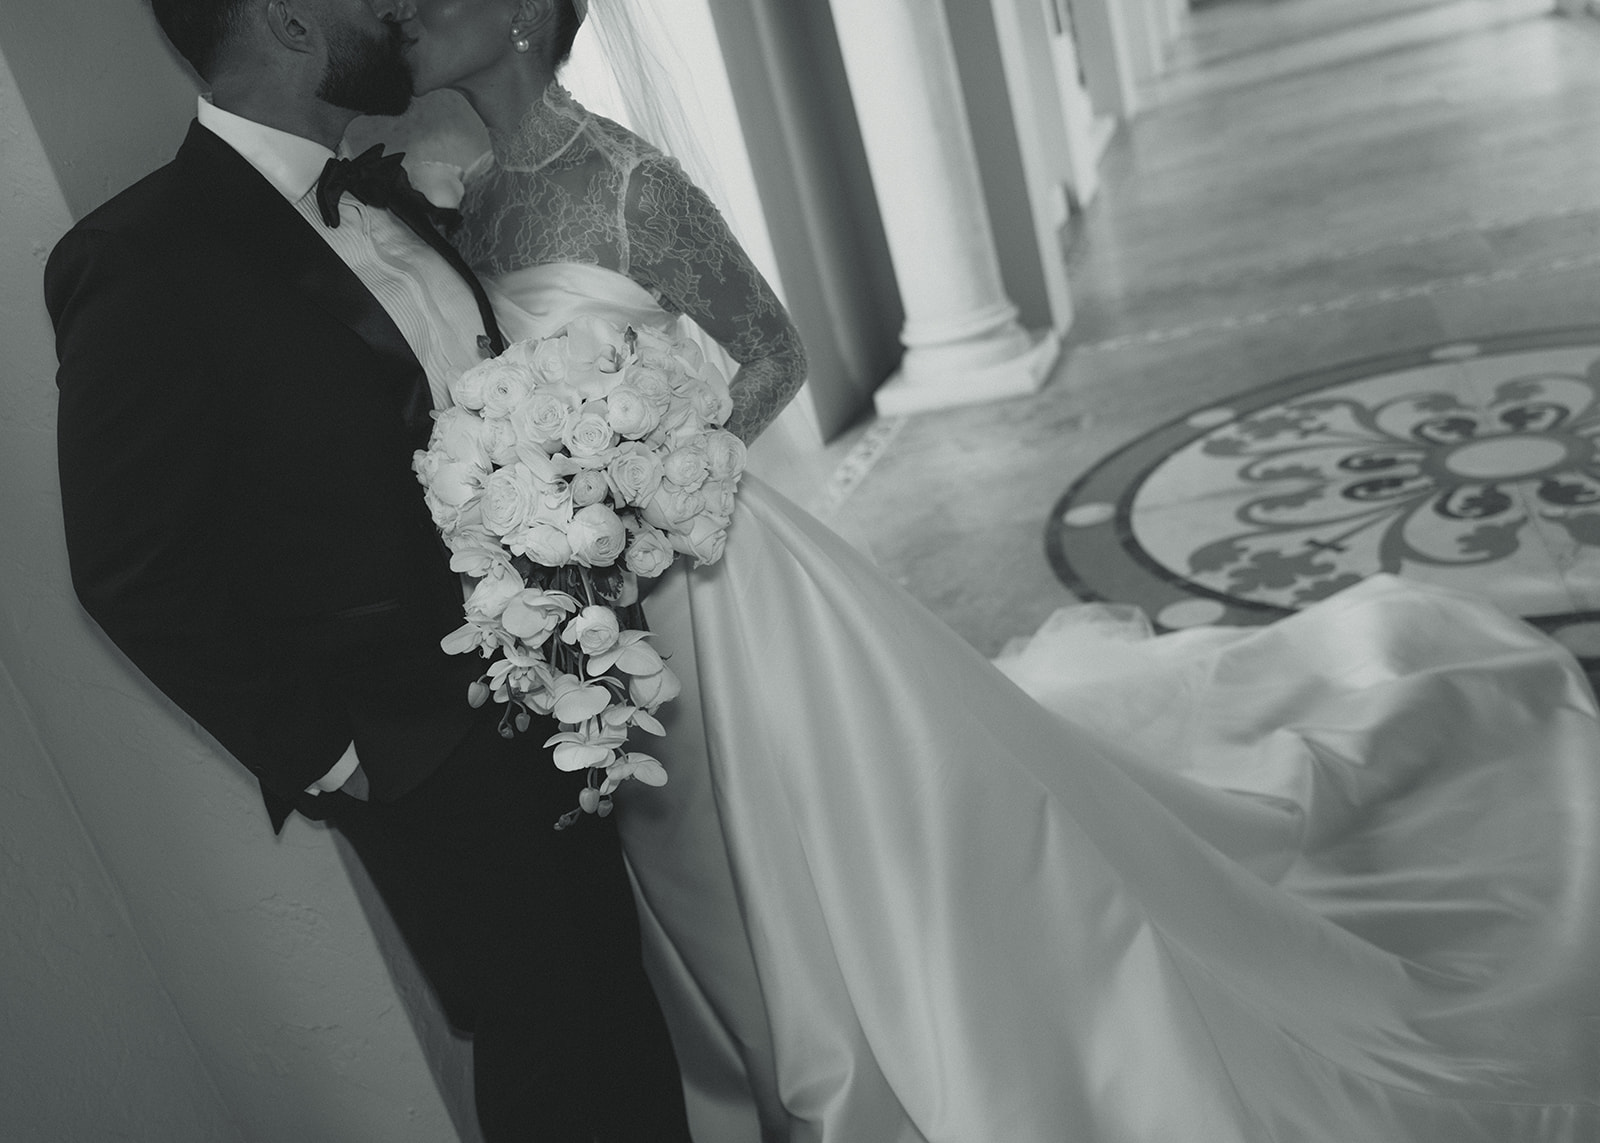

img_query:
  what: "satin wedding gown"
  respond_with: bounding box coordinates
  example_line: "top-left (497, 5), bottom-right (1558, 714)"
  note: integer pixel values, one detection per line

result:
top-left (485, 261), bottom-right (1600, 1143)
top-left (456, 86), bottom-right (1600, 1142)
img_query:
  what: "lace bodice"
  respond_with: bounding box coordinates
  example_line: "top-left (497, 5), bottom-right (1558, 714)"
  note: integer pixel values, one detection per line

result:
top-left (455, 84), bottom-right (807, 444)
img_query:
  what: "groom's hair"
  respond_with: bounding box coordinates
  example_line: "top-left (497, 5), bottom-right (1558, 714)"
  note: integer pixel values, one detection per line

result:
top-left (149, 0), bottom-right (253, 81)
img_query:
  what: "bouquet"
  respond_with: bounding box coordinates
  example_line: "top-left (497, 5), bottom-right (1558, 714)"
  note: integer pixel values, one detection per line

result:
top-left (413, 316), bottom-right (747, 827)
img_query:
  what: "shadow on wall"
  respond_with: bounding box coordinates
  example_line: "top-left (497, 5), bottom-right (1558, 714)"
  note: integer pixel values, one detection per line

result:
top-left (0, 3), bottom-right (477, 1140)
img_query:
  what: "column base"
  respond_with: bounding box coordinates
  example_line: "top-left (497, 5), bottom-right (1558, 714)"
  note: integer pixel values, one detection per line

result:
top-left (873, 329), bottom-right (1062, 417)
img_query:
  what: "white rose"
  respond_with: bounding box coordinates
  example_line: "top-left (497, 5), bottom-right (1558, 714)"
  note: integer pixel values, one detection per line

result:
top-left (569, 468), bottom-right (610, 508)
top-left (629, 664), bottom-right (681, 710)
top-left (561, 604), bottom-right (622, 656)
top-left (606, 447), bottom-right (665, 508)
top-left (464, 563), bottom-right (525, 621)
top-left (480, 464), bottom-right (539, 537)
top-left (624, 526), bottom-right (676, 578)
top-left (703, 429), bottom-right (747, 482)
top-left (607, 386), bottom-right (662, 439)
top-left (670, 514), bottom-right (729, 567)
top-left (562, 403), bottom-right (617, 459)
top-left (509, 387), bottom-right (579, 451)
top-left (661, 447), bottom-right (709, 492)
top-left (567, 503), bottom-right (628, 567)
top-left (506, 520), bottom-right (574, 567)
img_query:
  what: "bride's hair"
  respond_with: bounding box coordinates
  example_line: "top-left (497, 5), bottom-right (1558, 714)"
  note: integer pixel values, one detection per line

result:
top-left (552, 0), bottom-right (584, 68)
top-left (149, 0), bottom-right (250, 80)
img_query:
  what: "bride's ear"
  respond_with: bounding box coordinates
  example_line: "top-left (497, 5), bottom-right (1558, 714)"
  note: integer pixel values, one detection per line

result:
top-left (509, 0), bottom-right (558, 54)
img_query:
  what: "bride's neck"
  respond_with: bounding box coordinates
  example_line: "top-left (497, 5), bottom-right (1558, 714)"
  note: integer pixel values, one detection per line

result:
top-left (451, 57), bottom-right (558, 140)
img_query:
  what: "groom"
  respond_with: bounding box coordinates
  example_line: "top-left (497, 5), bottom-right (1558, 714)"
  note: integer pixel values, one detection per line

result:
top-left (44, 1), bottom-right (689, 1139)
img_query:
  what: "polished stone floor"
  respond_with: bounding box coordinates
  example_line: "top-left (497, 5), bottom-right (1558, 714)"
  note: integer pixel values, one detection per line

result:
top-left (813, 0), bottom-right (1600, 657)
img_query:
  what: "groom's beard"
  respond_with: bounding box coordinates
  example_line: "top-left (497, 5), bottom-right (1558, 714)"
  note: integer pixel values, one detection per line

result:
top-left (318, 21), bottom-right (413, 117)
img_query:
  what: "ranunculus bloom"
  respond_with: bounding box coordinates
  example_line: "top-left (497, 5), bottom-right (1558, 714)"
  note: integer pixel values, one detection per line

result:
top-left (662, 446), bottom-right (709, 492)
top-left (624, 527), bottom-right (675, 578)
top-left (569, 468), bottom-right (609, 508)
top-left (623, 361), bottom-right (676, 410)
top-left (684, 379), bottom-right (733, 426)
top-left (480, 362), bottom-right (536, 418)
top-left (562, 604), bottom-right (622, 656)
top-left (448, 357), bottom-right (500, 410)
top-left (607, 386), bottom-right (662, 439)
top-left (480, 416), bottom-right (521, 466)
top-left (567, 503), bottom-right (627, 567)
top-left (703, 429), bottom-right (747, 482)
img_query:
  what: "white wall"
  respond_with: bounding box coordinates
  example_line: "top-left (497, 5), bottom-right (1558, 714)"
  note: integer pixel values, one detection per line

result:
top-left (0, 5), bottom-right (474, 1139)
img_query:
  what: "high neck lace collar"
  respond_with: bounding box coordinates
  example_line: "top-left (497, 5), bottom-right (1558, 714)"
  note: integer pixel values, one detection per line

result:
top-left (489, 83), bottom-right (589, 173)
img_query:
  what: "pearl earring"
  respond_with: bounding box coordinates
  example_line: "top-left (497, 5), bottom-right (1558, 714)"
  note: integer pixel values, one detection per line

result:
top-left (511, 31), bottom-right (531, 53)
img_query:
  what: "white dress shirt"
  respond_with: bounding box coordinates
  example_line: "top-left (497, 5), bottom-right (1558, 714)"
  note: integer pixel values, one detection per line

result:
top-left (196, 97), bottom-right (484, 796)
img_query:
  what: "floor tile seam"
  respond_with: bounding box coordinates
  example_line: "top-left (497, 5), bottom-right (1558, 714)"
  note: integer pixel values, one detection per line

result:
top-left (1076, 251), bottom-right (1600, 355)
top-left (1139, 0), bottom-right (1552, 109)
top-left (810, 416), bottom-right (907, 522)
top-left (1168, 0), bottom-right (1476, 73)
top-left (1071, 201), bottom-right (1600, 297)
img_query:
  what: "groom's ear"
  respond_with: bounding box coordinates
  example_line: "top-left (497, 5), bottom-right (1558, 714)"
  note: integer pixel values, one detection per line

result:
top-left (265, 0), bottom-right (316, 56)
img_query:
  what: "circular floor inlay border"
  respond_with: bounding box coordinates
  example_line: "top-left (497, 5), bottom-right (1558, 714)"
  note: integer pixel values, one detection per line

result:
top-left (1047, 328), bottom-right (1600, 635)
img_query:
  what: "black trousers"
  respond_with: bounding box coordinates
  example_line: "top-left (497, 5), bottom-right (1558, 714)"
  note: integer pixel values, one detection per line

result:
top-left (325, 710), bottom-right (692, 1142)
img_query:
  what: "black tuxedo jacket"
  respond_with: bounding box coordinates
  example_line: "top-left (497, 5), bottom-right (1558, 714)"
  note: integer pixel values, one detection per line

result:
top-left (46, 122), bottom-right (486, 831)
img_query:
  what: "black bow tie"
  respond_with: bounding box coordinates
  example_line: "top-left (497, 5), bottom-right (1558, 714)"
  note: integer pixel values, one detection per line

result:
top-left (315, 144), bottom-right (505, 356)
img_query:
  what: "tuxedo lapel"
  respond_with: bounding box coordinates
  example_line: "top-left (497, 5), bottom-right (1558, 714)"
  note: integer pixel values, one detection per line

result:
top-left (171, 122), bottom-right (431, 424)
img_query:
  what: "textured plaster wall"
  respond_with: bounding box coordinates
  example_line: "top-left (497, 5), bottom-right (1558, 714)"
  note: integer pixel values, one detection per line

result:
top-left (0, 7), bottom-right (472, 1140)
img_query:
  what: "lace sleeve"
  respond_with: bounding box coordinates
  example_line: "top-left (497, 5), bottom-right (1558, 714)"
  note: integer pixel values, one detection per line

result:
top-left (624, 156), bottom-right (808, 445)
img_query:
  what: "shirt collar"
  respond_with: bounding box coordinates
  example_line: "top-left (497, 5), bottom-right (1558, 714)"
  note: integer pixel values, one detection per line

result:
top-left (196, 95), bottom-right (339, 202)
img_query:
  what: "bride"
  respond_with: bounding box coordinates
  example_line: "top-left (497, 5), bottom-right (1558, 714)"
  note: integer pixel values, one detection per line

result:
top-left (394, 1), bottom-right (1600, 1139)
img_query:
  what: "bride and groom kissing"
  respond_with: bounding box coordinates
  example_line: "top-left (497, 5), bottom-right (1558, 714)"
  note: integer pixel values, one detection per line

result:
top-left (47, 0), bottom-right (1600, 1141)
top-left (48, 0), bottom-right (703, 1139)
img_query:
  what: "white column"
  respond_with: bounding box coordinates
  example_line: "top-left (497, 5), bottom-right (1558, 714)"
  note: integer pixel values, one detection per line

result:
top-left (830, 0), bottom-right (1060, 417)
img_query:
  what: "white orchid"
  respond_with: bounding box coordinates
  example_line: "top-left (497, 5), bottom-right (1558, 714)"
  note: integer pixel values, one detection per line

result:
top-left (419, 315), bottom-right (747, 825)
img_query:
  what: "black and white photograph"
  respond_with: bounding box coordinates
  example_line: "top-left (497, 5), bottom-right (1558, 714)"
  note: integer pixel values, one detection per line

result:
top-left (4, 0), bottom-right (1600, 1139)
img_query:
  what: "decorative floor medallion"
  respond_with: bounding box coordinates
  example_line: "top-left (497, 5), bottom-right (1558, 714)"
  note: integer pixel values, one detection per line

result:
top-left (1048, 329), bottom-right (1600, 651)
